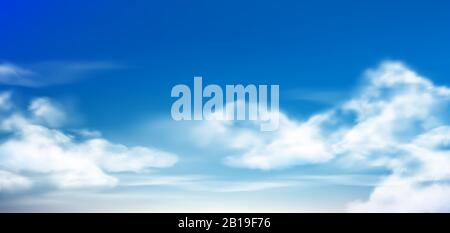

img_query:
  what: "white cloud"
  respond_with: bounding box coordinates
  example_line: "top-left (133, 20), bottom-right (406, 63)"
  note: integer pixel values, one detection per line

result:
top-left (81, 138), bottom-right (178, 172)
top-left (4, 60), bottom-right (450, 212)
top-left (346, 125), bottom-right (450, 212)
top-left (339, 63), bottom-right (450, 212)
top-left (0, 93), bottom-right (178, 191)
top-left (225, 113), bottom-right (333, 170)
top-left (181, 100), bottom-right (334, 169)
top-left (187, 61), bottom-right (450, 212)
top-left (347, 176), bottom-right (450, 212)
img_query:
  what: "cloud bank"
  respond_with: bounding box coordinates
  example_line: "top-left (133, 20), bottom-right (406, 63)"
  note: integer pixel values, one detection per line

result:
top-left (0, 91), bottom-right (177, 191)
top-left (188, 61), bottom-right (450, 212)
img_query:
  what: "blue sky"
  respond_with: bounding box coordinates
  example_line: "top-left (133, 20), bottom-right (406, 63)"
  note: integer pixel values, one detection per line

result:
top-left (2, 0), bottom-right (450, 125)
top-left (1, 0), bottom-right (450, 212)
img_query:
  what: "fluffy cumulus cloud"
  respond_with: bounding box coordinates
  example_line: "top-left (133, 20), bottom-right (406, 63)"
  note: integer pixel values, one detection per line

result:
top-left (190, 61), bottom-right (450, 212)
top-left (224, 113), bottom-right (333, 170)
top-left (181, 101), bottom-right (333, 170)
top-left (0, 91), bottom-right (177, 191)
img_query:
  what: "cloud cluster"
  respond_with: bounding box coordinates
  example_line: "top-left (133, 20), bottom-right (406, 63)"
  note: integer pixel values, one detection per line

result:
top-left (190, 61), bottom-right (450, 212)
top-left (3, 60), bottom-right (450, 212)
top-left (0, 92), bottom-right (177, 191)
top-left (224, 113), bottom-right (333, 170)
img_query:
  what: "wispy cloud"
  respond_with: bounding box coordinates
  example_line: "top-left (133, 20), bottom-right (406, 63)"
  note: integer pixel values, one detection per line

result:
top-left (119, 173), bottom-right (383, 193)
top-left (0, 61), bottom-right (122, 87)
